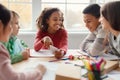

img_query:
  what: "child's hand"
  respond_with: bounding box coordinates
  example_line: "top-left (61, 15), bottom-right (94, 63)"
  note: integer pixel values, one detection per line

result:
top-left (54, 50), bottom-right (64, 59)
top-left (42, 36), bottom-right (53, 49)
top-left (22, 48), bottom-right (30, 60)
top-left (36, 64), bottom-right (46, 76)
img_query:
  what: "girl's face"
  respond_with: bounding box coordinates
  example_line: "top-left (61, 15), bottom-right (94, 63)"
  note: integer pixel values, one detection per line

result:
top-left (99, 15), bottom-right (111, 31)
top-left (99, 15), bottom-right (120, 37)
top-left (0, 20), bottom-right (12, 42)
top-left (12, 15), bottom-right (20, 36)
top-left (47, 11), bottom-right (63, 33)
top-left (83, 14), bottom-right (100, 32)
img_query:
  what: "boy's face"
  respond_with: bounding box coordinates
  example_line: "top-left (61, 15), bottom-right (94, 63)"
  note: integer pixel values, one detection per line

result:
top-left (47, 11), bottom-right (63, 33)
top-left (12, 16), bottom-right (20, 36)
top-left (83, 14), bottom-right (100, 32)
top-left (0, 20), bottom-right (12, 42)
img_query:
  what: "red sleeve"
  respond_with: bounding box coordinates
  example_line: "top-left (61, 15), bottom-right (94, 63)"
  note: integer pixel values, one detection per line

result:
top-left (59, 29), bottom-right (68, 54)
top-left (34, 30), bottom-right (44, 51)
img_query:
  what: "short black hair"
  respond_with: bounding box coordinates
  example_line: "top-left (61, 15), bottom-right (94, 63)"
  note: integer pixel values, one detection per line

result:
top-left (83, 4), bottom-right (100, 18)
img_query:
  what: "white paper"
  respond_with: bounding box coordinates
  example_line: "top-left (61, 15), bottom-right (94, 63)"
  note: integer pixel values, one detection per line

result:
top-left (107, 70), bottom-right (120, 80)
top-left (41, 62), bottom-right (58, 80)
top-left (98, 53), bottom-right (119, 61)
top-left (27, 61), bottom-right (58, 80)
top-left (30, 49), bottom-right (54, 57)
top-left (49, 45), bottom-right (59, 53)
top-left (73, 50), bottom-right (119, 61)
top-left (16, 61), bottom-right (58, 80)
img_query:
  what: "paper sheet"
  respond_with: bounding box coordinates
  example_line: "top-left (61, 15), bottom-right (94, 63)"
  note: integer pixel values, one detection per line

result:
top-left (107, 70), bottom-right (120, 80)
top-left (69, 50), bottom-right (119, 61)
top-left (15, 61), bottom-right (58, 80)
top-left (30, 49), bottom-right (54, 57)
top-left (30, 46), bottom-right (60, 58)
top-left (28, 61), bottom-right (58, 80)
top-left (50, 45), bottom-right (59, 52)
top-left (98, 53), bottom-right (119, 61)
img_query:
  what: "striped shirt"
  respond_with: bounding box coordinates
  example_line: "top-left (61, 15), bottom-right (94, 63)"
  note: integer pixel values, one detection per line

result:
top-left (80, 25), bottom-right (107, 56)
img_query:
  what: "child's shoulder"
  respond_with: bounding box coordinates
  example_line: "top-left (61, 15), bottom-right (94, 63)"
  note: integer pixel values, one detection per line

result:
top-left (0, 42), bottom-right (4, 50)
top-left (0, 42), bottom-right (9, 55)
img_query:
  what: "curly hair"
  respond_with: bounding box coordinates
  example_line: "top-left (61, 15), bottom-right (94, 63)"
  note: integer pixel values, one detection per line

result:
top-left (36, 7), bottom-right (64, 32)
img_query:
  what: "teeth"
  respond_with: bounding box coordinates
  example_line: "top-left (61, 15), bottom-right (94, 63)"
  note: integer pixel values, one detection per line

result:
top-left (56, 25), bottom-right (59, 26)
top-left (56, 25), bottom-right (60, 28)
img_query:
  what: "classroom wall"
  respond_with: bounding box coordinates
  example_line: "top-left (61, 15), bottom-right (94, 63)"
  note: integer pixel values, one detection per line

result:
top-left (18, 32), bottom-right (88, 49)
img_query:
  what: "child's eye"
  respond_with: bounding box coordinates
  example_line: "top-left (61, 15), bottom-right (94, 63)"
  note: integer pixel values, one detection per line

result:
top-left (15, 22), bottom-right (19, 25)
top-left (86, 21), bottom-right (91, 23)
top-left (54, 19), bottom-right (57, 21)
top-left (53, 18), bottom-right (63, 22)
top-left (59, 18), bottom-right (63, 21)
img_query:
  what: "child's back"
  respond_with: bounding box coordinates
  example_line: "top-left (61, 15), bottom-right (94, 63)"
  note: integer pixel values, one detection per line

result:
top-left (0, 3), bottom-right (46, 80)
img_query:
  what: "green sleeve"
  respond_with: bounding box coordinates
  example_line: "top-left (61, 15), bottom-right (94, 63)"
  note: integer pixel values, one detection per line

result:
top-left (20, 40), bottom-right (28, 48)
top-left (10, 53), bottom-right (23, 64)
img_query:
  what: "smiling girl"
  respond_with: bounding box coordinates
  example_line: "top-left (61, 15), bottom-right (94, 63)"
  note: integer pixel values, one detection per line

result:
top-left (100, 1), bottom-right (120, 57)
top-left (34, 8), bottom-right (68, 59)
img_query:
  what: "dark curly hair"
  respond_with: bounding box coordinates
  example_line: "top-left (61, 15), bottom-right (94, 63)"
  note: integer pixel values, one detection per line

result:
top-left (36, 8), bottom-right (64, 32)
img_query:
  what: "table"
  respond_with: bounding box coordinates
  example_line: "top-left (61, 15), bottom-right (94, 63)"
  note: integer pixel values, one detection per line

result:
top-left (13, 49), bottom-right (120, 80)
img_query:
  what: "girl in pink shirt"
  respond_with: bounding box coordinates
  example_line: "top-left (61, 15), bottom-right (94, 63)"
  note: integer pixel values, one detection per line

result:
top-left (0, 4), bottom-right (46, 80)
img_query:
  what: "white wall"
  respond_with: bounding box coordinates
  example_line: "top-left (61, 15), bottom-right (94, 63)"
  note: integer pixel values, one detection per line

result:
top-left (18, 32), bottom-right (88, 49)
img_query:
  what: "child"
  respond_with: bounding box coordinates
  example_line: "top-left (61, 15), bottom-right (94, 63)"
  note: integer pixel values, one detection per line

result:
top-left (0, 4), bottom-right (46, 80)
top-left (4, 11), bottom-right (30, 64)
top-left (80, 4), bottom-right (107, 56)
top-left (34, 8), bottom-right (68, 59)
top-left (100, 1), bottom-right (120, 57)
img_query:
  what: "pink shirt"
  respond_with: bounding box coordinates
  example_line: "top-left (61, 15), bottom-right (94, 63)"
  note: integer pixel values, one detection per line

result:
top-left (34, 29), bottom-right (68, 53)
top-left (0, 42), bottom-right (43, 80)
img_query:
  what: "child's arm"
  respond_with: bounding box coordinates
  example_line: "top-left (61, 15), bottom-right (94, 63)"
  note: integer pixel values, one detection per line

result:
top-left (80, 28), bottom-right (106, 56)
top-left (53, 29), bottom-right (68, 59)
top-left (58, 29), bottom-right (68, 54)
top-left (10, 53), bottom-right (23, 64)
top-left (34, 30), bottom-right (45, 51)
top-left (11, 49), bottom-right (30, 64)
top-left (0, 44), bottom-right (46, 80)
top-left (88, 28), bottom-right (106, 56)
top-left (80, 33), bottom-right (95, 52)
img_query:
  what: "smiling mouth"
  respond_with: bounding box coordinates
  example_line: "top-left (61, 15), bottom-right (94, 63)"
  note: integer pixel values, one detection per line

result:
top-left (55, 25), bottom-right (60, 28)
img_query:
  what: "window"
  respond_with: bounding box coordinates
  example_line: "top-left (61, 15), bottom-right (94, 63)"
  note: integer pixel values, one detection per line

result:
top-left (0, 0), bottom-right (116, 32)
top-left (0, 0), bottom-right (32, 30)
top-left (40, 0), bottom-right (90, 32)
